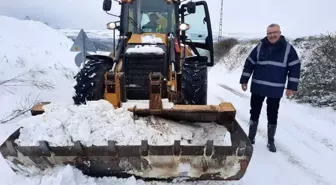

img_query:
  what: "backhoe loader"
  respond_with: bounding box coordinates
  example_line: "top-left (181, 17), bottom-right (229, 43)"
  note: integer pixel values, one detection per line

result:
top-left (0, 0), bottom-right (253, 182)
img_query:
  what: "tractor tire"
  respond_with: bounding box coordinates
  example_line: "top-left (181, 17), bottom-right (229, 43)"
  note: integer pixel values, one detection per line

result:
top-left (181, 56), bottom-right (208, 105)
top-left (72, 55), bottom-right (113, 105)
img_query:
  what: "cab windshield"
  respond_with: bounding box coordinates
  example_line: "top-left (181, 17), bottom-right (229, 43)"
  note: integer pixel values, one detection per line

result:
top-left (127, 0), bottom-right (177, 34)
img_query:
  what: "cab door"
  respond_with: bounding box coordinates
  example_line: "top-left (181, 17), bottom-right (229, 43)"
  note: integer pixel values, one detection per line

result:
top-left (180, 1), bottom-right (214, 66)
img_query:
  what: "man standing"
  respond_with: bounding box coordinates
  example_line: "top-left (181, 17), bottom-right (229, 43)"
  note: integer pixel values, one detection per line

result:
top-left (239, 24), bottom-right (301, 152)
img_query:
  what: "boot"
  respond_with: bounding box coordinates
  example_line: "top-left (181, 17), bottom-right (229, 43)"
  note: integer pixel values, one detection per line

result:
top-left (248, 120), bottom-right (258, 144)
top-left (267, 124), bottom-right (277, 152)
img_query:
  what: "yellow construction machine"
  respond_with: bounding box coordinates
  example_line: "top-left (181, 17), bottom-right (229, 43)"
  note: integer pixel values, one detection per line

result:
top-left (0, 0), bottom-right (253, 182)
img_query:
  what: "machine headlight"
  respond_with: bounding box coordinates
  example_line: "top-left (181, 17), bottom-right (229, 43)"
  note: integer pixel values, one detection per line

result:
top-left (179, 23), bottom-right (190, 31)
top-left (106, 22), bottom-right (116, 30)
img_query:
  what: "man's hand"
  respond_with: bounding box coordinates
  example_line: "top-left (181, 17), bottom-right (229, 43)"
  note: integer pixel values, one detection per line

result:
top-left (286, 89), bottom-right (295, 97)
top-left (241, 84), bottom-right (247, 91)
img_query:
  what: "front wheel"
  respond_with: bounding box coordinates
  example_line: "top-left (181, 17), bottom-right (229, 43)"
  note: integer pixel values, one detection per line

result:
top-left (181, 56), bottom-right (208, 105)
top-left (72, 55), bottom-right (113, 105)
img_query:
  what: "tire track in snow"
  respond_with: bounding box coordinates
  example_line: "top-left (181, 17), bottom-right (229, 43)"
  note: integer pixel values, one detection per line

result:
top-left (273, 123), bottom-right (320, 153)
top-left (217, 83), bottom-right (249, 99)
top-left (283, 116), bottom-right (335, 152)
top-left (291, 121), bottom-right (335, 151)
top-left (217, 84), bottom-right (333, 185)
top-left (278, 100), bottom-right (336, 151)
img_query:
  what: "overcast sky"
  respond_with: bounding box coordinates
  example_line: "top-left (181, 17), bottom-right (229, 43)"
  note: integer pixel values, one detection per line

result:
top-left (0, 0), bottom-right (335, 38)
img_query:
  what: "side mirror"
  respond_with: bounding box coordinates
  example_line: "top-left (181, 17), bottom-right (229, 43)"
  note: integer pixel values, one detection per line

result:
top-left (186, 2), bottom-right (196, 14)
top-left (103, 0), bottom-right (112, 11)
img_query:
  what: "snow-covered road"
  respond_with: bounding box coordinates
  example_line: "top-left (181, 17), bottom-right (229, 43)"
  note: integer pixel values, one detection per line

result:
top-left (1, 66), bottom-right (335, 185)
top-left (0, 16), bottom-right (335, 185)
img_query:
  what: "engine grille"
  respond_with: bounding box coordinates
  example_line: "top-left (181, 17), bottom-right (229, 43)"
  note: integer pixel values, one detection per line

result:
top-left (125, 54), bottom-right (166, 100)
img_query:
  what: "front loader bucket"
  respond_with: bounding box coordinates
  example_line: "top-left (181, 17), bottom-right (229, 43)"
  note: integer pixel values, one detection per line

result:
top-left (0, 102), bottom-right (253, 181)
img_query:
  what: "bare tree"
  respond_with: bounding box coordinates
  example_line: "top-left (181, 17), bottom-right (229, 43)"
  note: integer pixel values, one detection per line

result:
top-left (0, 57), bottom-right (55, 123)
top-left (0, 94), bottom-right (41, 124)
top-left (0, 68), bottom-right (54, 94)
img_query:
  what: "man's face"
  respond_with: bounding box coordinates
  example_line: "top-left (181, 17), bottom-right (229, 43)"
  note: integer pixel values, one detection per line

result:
top-left (267, 26), bottom-right (281, 44)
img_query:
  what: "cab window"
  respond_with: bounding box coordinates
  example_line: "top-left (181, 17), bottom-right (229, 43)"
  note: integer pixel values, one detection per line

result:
top-left (141, 12), bottom-right (167, 33)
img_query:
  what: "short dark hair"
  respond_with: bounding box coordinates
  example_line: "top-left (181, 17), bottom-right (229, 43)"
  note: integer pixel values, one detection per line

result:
top-left (267, 23), bottom-right (280, 29)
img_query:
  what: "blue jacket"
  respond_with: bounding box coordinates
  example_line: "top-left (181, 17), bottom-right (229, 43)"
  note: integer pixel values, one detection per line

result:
top-left (239, 36), bottom-right (301, 98)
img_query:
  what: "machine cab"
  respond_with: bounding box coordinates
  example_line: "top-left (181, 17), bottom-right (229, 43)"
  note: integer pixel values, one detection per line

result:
top-left (103, 0), bottom-right (214, 66)
top-left (126, 0), bottom-right (178, 35)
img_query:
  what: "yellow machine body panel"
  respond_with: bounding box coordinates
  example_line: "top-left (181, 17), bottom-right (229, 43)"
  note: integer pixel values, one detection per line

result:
top-left (127, 33), bottom-right (168, 45)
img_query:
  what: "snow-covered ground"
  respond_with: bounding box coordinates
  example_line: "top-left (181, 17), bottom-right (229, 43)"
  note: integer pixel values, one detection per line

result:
top-left (0, 16), bottom-right (78, 124)
top-left (0, 15), bottom-right (335, 185)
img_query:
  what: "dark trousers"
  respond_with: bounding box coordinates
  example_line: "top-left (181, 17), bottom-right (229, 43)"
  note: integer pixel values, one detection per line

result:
top-left (250, 93), bottom-right (281, 126)
top-left (249, 94), bottom-right (281, 143)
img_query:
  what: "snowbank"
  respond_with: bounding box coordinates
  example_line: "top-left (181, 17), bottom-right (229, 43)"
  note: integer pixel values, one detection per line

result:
top-left (15, 100), bottom-right (230, 146)
top-left (0, 16), bottom-right (77, 124)
top-left (217, 42), bottom-right (254, 71)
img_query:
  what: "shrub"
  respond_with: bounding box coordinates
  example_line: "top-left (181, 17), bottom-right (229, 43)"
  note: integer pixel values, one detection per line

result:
top-left (290, 33), bottom-right (336, 110)
top-left (214, 38), bottom-right (238, 62)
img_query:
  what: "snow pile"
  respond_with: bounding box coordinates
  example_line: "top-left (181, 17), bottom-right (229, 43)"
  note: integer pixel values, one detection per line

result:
top-left (15, 100), bottom-right (230, 146)
top-left (126, 45), bottom-right (164, 54)
top-left (0, 15), bottom-right (77, 124)
top-left (141, 35), bottom-right (163, 44)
